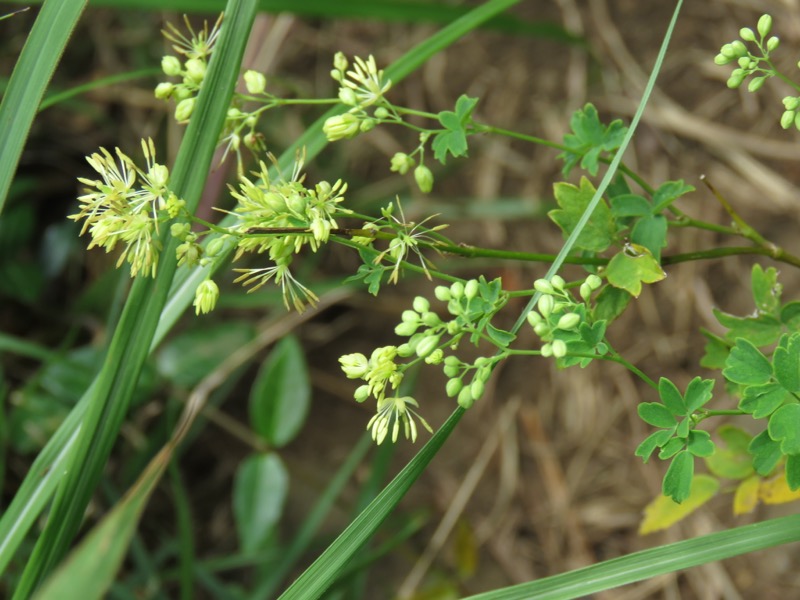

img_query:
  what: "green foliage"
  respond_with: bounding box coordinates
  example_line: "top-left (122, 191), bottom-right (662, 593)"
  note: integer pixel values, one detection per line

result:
top-left (549, 177), bottom-right (615, 252)
top-left (558, 103), bottom-right (627, 176)
top-left (431, 94), bottom-right (478, 163)
top-left (233, 453), bottom-right (289, 554)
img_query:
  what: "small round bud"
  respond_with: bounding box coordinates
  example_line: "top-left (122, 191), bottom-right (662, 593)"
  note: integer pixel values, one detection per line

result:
top-left (757, 14), bottom-right (773, 39)
top-left (580, 283), bottom-right (592, 302)
top-left (782, 110), bottom-right (796, 129)
top-left (161, 55), bottom-right (182, 76)
top-left (551, 339), bottom-right (567, 358)
top-left (206, 236), bottom-right (226, 257)
top-left (402, 309), bottom-right (420, 323)
top-left (767, 36), bottom-right (779, 52)
top-left (526, 311), bottom-right (543, 327)
top-left (330, 69), bottom-right (342, 82)
top-left (395, 321), bottom-right (419, 336)
top-left (541, 343), bottom-right (553, 358)
top-left (533, 322), bottom-right (549, 336)
top-left (397, 343), bottom-right (414, 357)
top-left (713, 53), bottom-right (731, 66)
top-left (464, 279), bottom-right (479, 300)
top-left (748, 76), bottom-right (766, 93)
top-left (446, 321), bottom-right (461, 335)
top-left (154, 82), bottom-right (174, 99)
top-left (794, 112), bottom-right (800, 130)
top-left (720, 43), bottom-right (736, 59)
top-left (359, 118), bottom-right (376, 133)
top-left (170, 222), bottom-right (191, 239)
top-left (446, 378), bottom-right (462, 397)
top-left (333, 51), bottom-right (348, 72)
top-left (339, 88), bottom-right (358, 106)
top-left (727, 69), bottom-right (746, 89)
top-left (450, 281), bottom-right (465, 299)
top-left (323, 113), bottom-right (360, 141)
top-left (374, 107), bottom-right (389, 119)
top-left (737, 56), bottom-right (751, 69)
top-left (538, 295), bottom-right (554, 318)
top-left (434, 286), bottom-right (451, 302)
top-left (414, 165), bottom-right (434, 194)
top-left (534, 278), bottom-right (553, 294)
top-left (739, 27), bottom-right (756, 42)
top-left (175, 97), bottom-right (195, 122)
top-left (550, 275), bottom-right (565, 290)
top-left (586, 274), bottom-right (602, 290)
top-left (557, 313), bottom-right (581, 330)
top-left (470, 379), bottom-right (485, 401)
top-left (730, 41), bottom-right (748, 57)
top-left (184, 58), bottom-right (206, 84)
top-left (354, 384), bottom-right (370, 402)
top-left (422, 312), bottom-right (441, 327)
top-left (457, 386), bottom-right (474, 409)
top-left (413, 296), bottom-right (430, 314)
top-left (193, 279), bottom-right (219, 315)
top-left (415, 335), bottom-right (441, 359)
top-left (390, 152), bottom-right (415, 175)
top-left (243, 70), bottom-right (267, 94)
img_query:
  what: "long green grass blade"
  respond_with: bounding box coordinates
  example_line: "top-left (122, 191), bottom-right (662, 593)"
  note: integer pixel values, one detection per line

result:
top-left (463, 513), bottom-right (800, 599)
top-left (278, 408), bottom-right (465, 600)
top-left (0, 0), bottom-right (87, 214)
top-left (10, 1), bottom-right (258, 595)
top-left (39, 68), bottom-right (161, 111)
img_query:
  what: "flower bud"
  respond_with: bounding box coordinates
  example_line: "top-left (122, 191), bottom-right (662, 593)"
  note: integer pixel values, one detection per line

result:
top-left (538, 294), bottom-right (554, 318)
top-left (551, 339), bottom-right (567, 358)
top-left (526, 311), bottom-right (542, 327)
top-left (713, 53), bottom-right (731, 66)
top-left (244, 70), bottom-right (267, 94)
top-left (766, 36), bottom-right (779, 52)
top-left (534, 278), bottom-right (553, 294)
top-left (450, 281), bottom-right (465, 299)
top-left (425, 349), bottom-right (443, 365)
top-left (374, 107), bottom-right (389, 119)
top-left (415, 334), bottom-right (441, 359)
top-left (541, 343), bottom-right (553, 358)
top-left (339, 88), bottom-right (358, 106)
top-left (586, 274), bottom-right (602, 290)
top-left (782, 110), bottom-right (796, 129)
top-left (323, 113), bottom-right (360, 141)
top-left (580, 283), bottom-right (592, 302)
top-left (148, 164), bottom-right (169, 188)
top-left (161, 55), bottom-right (182, 76)
top-left (739, 27), bottom-right (756, 42)
top-left (397, 343), bottom-right (414, 357)
top-left (457, 386), bottom-right (474, 409)
top-left (757, 14), bottom-right (772, 38)
top-left (354, 384), bottom-right (370, 402)
top-left (556, 313), bottom-right (581, 330)
top-left (748, 76), bottom-right (766, 92)
top-left (206, 236), bottom-right (226, 257)
top-left (434, 286), bottom-right (451, 301)
top-left (175, 98), bottom-right (195, 122)
top-left (464, 279), bottom-right (479, 300)
top-left (390, 152), bottom-right (415, 175)
top-left (737, 56), bottom-right (751, 69)
top-left (550, 275), bottom-right (565, 290)
top-left (154, 82), bottom-right (174, 99)
top-left (470, 378), bottom-right (485, 400)
top-left (339, 353), bottom-right (369, 378)
top-left (719, 44), bottom-right (736, 59)
top-left (395, 321), bottom-right (419, 336)
top-left (730, 40), bottom-right (748, 57)
top-left (446, 321), bottom-right (461, 335)
top-left (333, 51), bottom-right (348, 72)
top-left (184, 58), bottom-right (206, 84)
top-left (414, 165), bottom-right (434, 194)
top-left (533, 322), bottom-right (549, 336)
top-left (360, 118), bottom-right (376, 132)
top-left (446, 378), bottom-right (462, 397)
top-left (422, 312), bottom-right (441, 327)
top-left (193, 279), bottom-right (219, 315)
top-left (726, 69), bottom-right (746, 89)
top-left (170, 222), bottom-right (191, 239)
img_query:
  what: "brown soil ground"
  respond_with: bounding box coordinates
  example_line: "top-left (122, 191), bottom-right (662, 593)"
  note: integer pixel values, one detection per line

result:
top-left (4, 1), bottom-right (800, 598)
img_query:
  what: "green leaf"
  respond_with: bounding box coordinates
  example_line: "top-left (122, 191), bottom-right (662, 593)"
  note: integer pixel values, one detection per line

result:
top-left (676, 417), bottom-right (691, 439)
top-left (772, 333), bottom-right (800, 393)
top-left (684, 377), bottom-right (714, 413)
top-left (786, 455), bottom-right (800, 491)
top-left (780, 301), bottom-right (800, 329)
top-left (250, 335), bottom-right (311, 447)
top-left (663, 450), bottom-right (694, 503)
top-left (723, 338), bottom-right (772, 386)
top-left (687, 430), bottom-right (715, 457)
top-left (558, 103), bottom-right (627, 176)
top-left (549, 177), bottom-right (615, 253)
top-left (630, 214), bottom-right (667, 261)
top-left (605, 245), bottom-right (666, 297)
top-left (739, 383), bottom-right (789, 419)
top-left (233, 453), bottom-right (289, 554)
top-left (638, 402), bottom-right (677, 428)
top-left (658, 377), bottom-right (686, 416)
top-left (704, 425), bottom-right (754, 480)
top-left (713, 309), bottom-right (782, 347)
top-left (639, 475), bottom-right (719, 534)
top-left (431, 95), bottom-right (478, 163)
top-left (659, 437), bottom-right (685, 460)
top-left (156, 322), bottom-right (255, 388)
top-left (578, 320), bottom-right (607, 349)
top-left (592, 285), bottom-right (631, 323)
top-left (699, 329), bottom-right (730, 370)
top-left (751, 264), bottom-right (781, 314)
top-left (485, 323), bottom-right (516, 348)
top-left (651, 179), bottom-right (695, 213)
top-left (610, 194), bottom-right (651, 217)
top-left (749, 429), bottom-right (783, 476)
top-left (636, 429), bottom-right (674, 462)
top-left (767, 404), bottom-right (800, 455)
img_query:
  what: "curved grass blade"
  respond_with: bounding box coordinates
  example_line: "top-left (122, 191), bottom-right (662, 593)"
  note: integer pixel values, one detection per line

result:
top-left (462, 513), bottom-right (800, 599)
top-left (10, 1), bottom-right (259, 595)
top-left (0, 0), bottom-right (88, 214)
top-left (39, 68), bottom-right (161, 111)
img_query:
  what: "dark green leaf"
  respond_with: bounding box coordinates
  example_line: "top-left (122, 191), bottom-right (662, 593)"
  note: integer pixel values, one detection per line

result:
top-left (687, 430), bottom-right (715, 457)
top-left (636, 429), bottom-right (673, 462)
top-left (610, 194), bottom-right (651, 217)
top-left (714, 309), bottom-right (782, 347)
top-left (250, 335), bottom-right (311, 447)
top-left (606, 245), bottom-right (666, 297)
top-left (772, 333), bottom-right (800, 393)
top-left (592, 285), bottom-right (631, 323)
top-left (454, 94), bottom-right (479, 119)
top-left (659, 437), bottom-right (685, 460)
top-left (549, 177), bottom-right (615, 253)
top-left (663, 450), bottom-right (694, 503)
top-left (631, 214), bottom-right (667, 261)
top-left (485, 323), bottom-right (516, 348)
top-left (684, 377), bottom-right (714, 413)
top-left (638, 402), bottom-right (677, 428)
top-left (780, 301), bottom-right (800, 329)
top-left (558, 103), bottom-right (627, 176)
top-left (785, 454), bottom-right (800, 491)
top-left (676, 417), bottom-right (691, 439)
top-left (767, 404), bottom-right (800, 455)
top-left (578, 320), bottom-right (607, 348)
top-left (723, 338), bottom-right (772, 386)
top-left (658, 377), bottom-right (686, 416)
top-left (651, 180), bottom-right (694, 213)
top-left (699, 329), bottom-right (730, 370)
top-left (233, 453), bottom-right (289, 554)
top-left (749, 429), bottom-right (783, 476)
top-left (751, 264), bottom-right (781, 314)
top-left (738, 383), bottom-right (788, 419)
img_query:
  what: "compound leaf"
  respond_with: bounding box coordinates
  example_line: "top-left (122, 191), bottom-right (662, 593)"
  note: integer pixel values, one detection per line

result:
top-left (636, 429), bottom-right (674, 463)
top-left (651, 179), bottom-right (694, 213)
top-left (549, 177), bottom-right (615, 253)
top-left (767, 403), bottom-right (800, 456)
top-left (772, 333), bottom-right (800, 393)
top-left (658, 377), bottom-right (685, 416)
top-left (687, 429), bottom-right (715, 458)
top-left (684, 377), bottom-right (714, 413)
top-left (638, 402), bottom-right (677, 428)
top-left (704, 425), bottom-right (754, 480)
top-left (723, 338), bottom-right (772, 386)
top-left (558, 103), bottom-right (627, 176)
top-left (739, 383), bottom-right (789, 419)
top-left (749, 429), bottom-right (783, 476)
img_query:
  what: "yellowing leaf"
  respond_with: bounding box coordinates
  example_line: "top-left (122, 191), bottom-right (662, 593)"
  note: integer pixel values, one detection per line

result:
top-left (733, 475), bottom-right (760, 515)
top-left (606, 244), bottom-right (666, 297)
top-left (639, 475), bottom-right (719, 534)
top-left (759, 472), bottom-right (800, 505)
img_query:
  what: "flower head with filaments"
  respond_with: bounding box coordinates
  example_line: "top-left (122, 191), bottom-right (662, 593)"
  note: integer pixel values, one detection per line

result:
top-left (333, 53), bottom-right (392, 109)
top-left (367, 395), bottom-right (433, 444)
top-left (162, 14), bottom-right (222, 60)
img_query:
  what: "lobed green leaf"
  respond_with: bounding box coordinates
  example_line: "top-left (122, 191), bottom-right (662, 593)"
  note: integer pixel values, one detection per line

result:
top-left (723, 338), bottom-right (772, 385)
top-left (663, 450), bottom-right (694, 503)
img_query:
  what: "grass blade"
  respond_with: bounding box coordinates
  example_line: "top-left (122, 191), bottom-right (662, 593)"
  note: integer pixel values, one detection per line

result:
top-left (463, 513), bottom-right (800, 599)
top-left (0, 0), bottom-right (87, 214)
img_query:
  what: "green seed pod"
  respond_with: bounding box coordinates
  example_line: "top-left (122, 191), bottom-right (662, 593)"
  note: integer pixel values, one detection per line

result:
top-left (739, 27), bottom-right (756, 42)
top-left (446, 378), bottom-right (463, 397)
top-left (757, 14), bottom-right (773, 38)
top-left (413, 296), bottom-right (430, 314)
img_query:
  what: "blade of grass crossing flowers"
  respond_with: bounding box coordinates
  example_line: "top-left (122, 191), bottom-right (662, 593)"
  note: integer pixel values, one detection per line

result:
top-left (0, 0), bottom-right (87, 214)
top-left (10, 2), bottom-right (259, 596)
top-left (278, 408), bottom-right (466, 600)
top-left (155, 0), bottom-right (523, 342)
top-left (511, 0), bottom-right (684, 335)
top-left (462, 513), bottom-right (800, 599)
